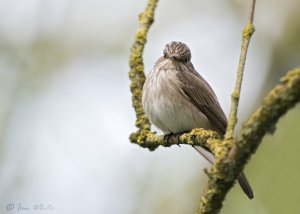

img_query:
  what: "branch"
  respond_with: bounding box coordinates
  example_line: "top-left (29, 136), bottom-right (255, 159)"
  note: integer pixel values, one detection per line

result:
top-left (197, 67), bottom-right (300, 214)
top-left (128, 1), bottom-right (300, 214)
top-left (129, 0), bottom-right (159, 131)
top-left (233, 67), bottom-right (300, 173)
top-left (198, 1), bottom-right (258, 211)
top-left (225, 0), bottom-right (256, 140)
top-left (130, 128), bottom-right (221, 153)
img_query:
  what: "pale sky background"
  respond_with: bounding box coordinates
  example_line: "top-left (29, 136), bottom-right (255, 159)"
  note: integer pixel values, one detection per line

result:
top-left (0, 0), bottom-right (299, 214)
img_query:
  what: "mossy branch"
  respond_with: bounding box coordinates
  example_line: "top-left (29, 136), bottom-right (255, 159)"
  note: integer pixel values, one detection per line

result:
top-left (128, 0), bottom-right (300, 214)
top-left (130, 128), bottom-right (222, 153)
top-left (129, 0), bottom-right (159, 131)
top-left (197, 67), bottom-right (300, 214)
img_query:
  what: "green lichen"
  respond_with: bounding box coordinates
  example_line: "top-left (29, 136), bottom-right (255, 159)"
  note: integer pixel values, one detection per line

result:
top-left (129, 128), bottom-right (221, 153)
top-left (242, 23), bottom-right (255, 39)
top-left (231, 90), bottom-right (239, 101)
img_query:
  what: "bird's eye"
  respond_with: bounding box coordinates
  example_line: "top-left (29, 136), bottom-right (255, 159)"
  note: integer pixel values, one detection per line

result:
top-left (184, 58), bottom-right (188, 63)
top-left (163, 53), bottom-right (167, 58)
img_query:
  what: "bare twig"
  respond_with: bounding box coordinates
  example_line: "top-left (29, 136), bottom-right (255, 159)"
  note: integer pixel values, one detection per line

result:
top-left (248, 0), bottom-right (256, 24)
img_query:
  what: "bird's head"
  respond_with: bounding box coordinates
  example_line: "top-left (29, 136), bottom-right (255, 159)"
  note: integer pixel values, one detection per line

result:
top-left (163, 41), bottom-right (191, 63)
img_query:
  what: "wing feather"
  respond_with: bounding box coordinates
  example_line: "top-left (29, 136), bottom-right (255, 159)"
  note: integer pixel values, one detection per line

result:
top-left (176, 69), bottom-right (228, 135)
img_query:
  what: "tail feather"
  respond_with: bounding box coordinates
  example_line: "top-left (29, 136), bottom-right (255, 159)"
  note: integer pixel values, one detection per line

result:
top-left (194, 146), bottom-right (254, 199)
top-left (237, 172), bottom-right (254, 199)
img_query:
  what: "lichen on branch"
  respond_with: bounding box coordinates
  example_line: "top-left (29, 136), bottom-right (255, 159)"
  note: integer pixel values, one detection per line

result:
top-left (130, 128), bottom-right (221, 152)
top-left (129, 0), bottom-right (159, 131)
top-left (197, 67), bottom-right (300, 214)
top-left (128, 0), bottom-right (300, 214)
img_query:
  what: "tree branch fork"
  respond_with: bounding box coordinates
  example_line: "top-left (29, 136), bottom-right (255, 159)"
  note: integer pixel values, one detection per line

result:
top-left (128, 0), bottom-right (300, 213)
top-left (130, 67), bottom-right (300, 213)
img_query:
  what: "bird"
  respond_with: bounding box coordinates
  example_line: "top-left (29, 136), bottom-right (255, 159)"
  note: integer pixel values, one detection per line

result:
top-left (142, 41), bottom-right (254, 199)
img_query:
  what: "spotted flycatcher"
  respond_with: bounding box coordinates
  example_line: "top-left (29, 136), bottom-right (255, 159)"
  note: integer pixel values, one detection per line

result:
top-left (142, 41), bottom-right (253, 199)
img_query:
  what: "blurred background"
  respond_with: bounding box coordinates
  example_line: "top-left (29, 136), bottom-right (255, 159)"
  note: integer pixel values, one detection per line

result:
top-left (0, 0), bottom-right (299, 213)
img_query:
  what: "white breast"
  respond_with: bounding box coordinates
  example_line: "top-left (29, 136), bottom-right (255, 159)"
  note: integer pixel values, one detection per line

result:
top-left (142, 68), bottom-right (213, 134)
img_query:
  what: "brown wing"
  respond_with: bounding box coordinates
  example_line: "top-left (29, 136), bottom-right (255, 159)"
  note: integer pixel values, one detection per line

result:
top-left (176, 69), bottom-right (228, 135)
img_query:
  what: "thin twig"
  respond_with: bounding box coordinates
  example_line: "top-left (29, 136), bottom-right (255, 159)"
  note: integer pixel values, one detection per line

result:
top-left (197, 0), bottom-right (257, 213)
top-left (225, 0), bottom-right (256, 140)
top-left (248, 0), bottom-right (256, 24)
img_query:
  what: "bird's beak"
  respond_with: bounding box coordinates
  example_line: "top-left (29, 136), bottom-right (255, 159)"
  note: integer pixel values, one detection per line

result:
top-left (170, 55), bottom-right (177, 61)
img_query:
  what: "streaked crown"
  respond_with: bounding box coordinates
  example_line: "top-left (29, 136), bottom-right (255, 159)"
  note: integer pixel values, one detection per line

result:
top-left (163, 41), bottom-right (191, 63)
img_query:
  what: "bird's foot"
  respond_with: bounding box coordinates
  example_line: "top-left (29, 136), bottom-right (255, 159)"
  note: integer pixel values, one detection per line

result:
top-left (163, 133), bottom-right (173, 146)
top-left (174, 130), bottom-right (189, 147)
top-left (163, 131), bottom-right (189, 147)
